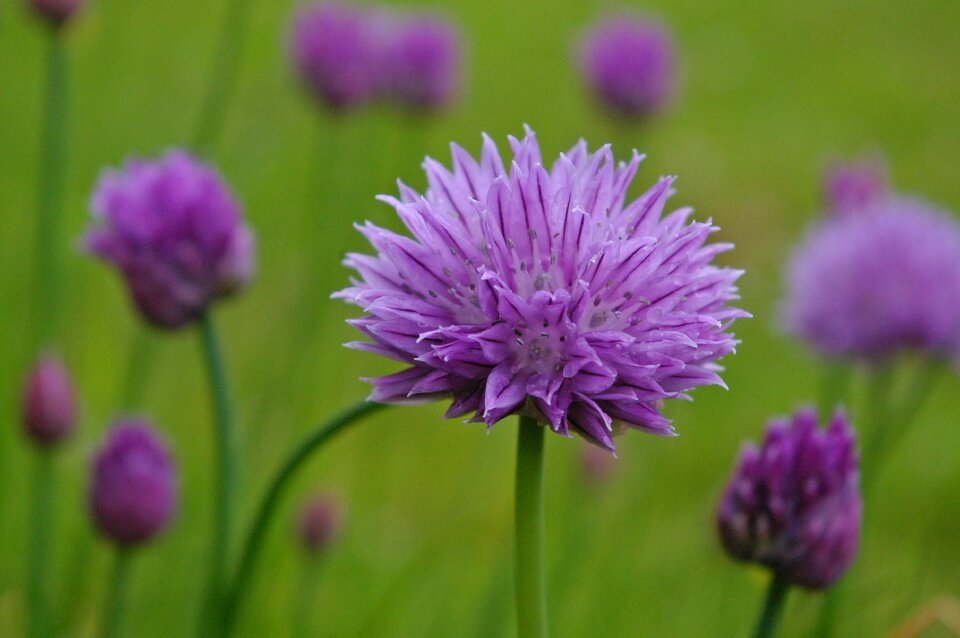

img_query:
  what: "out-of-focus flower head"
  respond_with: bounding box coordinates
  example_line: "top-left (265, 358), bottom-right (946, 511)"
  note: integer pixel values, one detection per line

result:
top-left (578, 14), bottom-right (676, 119)
top-left (717, 408), bottom-right (861, 590)
top-left (783, 195), bottom-right (960, 361)
top-left (296, 493), bottom-right (341, 554)
top-left (337, 127), bottom-right (747, 450)
top-left (85, 150), bottom-right (255, 330)
top-left (90, 420), bottom-right (177, 546)
top-left (822, 155), bottom-right (889, 216)
top-left (28, 0), bottom-right (84, 27)
top-left (22, 353), bottom-right (77, 447)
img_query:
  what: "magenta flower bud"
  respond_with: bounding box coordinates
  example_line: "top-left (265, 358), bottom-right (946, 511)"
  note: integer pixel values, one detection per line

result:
top-left (84, 150), bottom-right (255, 330)
top-left (296, 494), bottom-right (340, 554)
top-left (717, 409), bottom-right (862, 590)
top-left (289, 3), bottom-right (378, 111)
top-left (90, 421), bottom-right (177, 546)
top-left (379, 14), bottom-right (462, 112)
top-left (22, 353), bottom-right (77, 447)
top-left (823, 156), bottom-right (889, 216)
top-left (578, 15), bottom-right (676, 119)
top-left (28, 0), bottom-right (84, 26)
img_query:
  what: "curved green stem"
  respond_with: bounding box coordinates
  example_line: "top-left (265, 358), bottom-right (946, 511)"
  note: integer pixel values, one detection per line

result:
top-left (99, 549), bottom-right (133, 638)
top-left (221, 401), bottom-right (386, 636)
top-left (191, 0), bottom-right (252, 153)
top-left (27, 452), bottom-right (54, 638)
top-left (34, 31), bottom-right (69, 349)
top-left (752, 575), bottom-right (790, 638)
top-left (515, 415), bottom-right (548, 638)
top-left (197, 313), bottom-right (238, 637)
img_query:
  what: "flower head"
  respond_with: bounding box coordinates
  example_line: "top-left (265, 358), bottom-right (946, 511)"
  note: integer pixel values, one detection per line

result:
top-left (22, 353), bottom-right (77, 447)
top-left (85, 150), bottom-right (255, 330)
top-left (296, 493), bottom-right (341, 554)
top-left (338, 128), bottom-right (746, 450)
top-left (28, 0), bottom-right (84, 26)
top-left (378, 13), bottom-right (461, 112)
top-left (578, 15), bottom-right (676, 119)
top-left (716, 408), bottom-right (862, 590)
top-left (289, 2), bottom-right (379, 111)
top-left (90, 421), bottom-right (177, 546)
top-left (822, 156), bottom-right (889, 216)
top-left (782, 196), bottom-right (960, 360)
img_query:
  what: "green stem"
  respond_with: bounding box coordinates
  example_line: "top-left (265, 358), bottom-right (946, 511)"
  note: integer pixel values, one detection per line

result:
top-left (197, 313), bottom-right (238, 637)
top-left (818, 361), bottom-right (852, 416)
top-left (27, 452), bottom-right (54, 638)
top-left (221, 401), bottom-right (385, 636)
top-left (33, 32), bottom-right (69, 349)
top-left (118, 330), bottom-right (154, 410)
top-left (515, 415), bottom-right (548, 638)
top-left (752, 575), bottom-right (790, 638)
top-left (191, 0), bottom-right (252, 153)
top-left (99, 549), bottom-right (133, 638)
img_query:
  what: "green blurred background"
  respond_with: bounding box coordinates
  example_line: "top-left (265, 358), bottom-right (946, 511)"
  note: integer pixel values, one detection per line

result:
top-left (2, 0), bottom-right (959, 635)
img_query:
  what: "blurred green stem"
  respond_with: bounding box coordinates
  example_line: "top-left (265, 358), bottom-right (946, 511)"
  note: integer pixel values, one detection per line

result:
top-left (197, 313), bottom-right (238, 637)
top-left (818, 361), bottom-right (852, 416)
top-left (752, 575), bottom-right (789, 638)
top-left (27, 452), bottom-right (54, 638)
top-left (33, 31), bottom-right (69, 349)
top-left (221, 400), bottom-right (385, 636)
top-left (99, 549), bottom-right (132, 638)
top-left (515, 415), bottom-right (548, 638)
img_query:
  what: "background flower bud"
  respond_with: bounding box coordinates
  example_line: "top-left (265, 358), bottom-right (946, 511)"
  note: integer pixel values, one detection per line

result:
top-left (22, 353), bottom-right (77, 447)
top-left (296, 493), bottom-right (341, 555)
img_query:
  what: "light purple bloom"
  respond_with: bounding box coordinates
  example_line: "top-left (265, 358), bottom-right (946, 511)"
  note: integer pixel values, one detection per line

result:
top-left (85, 150), bottom-right (255, 330)
top-left (378, 13), bottom-right (461, 111)
top-left (28, 0), bottom-right (84, 26)
top-left (578, 15), bottom-right (676, 119)
top-left (783, 196), bottom-right (960, 360)
top-left (338, 128), bottom-right (746, 450)
top-left (90, 421), bottom-right (177, 546)
top-left (822, 156), bottom-right (889, 216)
top-left (22, 353), bottom-right (77, 447)
top-left (296, 493), bottom-right (341, 554)
top-left (289, 2), bottom-right (379, 111)
top-left (717, 408), bottom-right (862, 590)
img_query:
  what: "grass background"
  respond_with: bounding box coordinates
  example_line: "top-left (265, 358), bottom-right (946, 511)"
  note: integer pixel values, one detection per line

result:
top-left (1, 0), bottom-right (959, 635)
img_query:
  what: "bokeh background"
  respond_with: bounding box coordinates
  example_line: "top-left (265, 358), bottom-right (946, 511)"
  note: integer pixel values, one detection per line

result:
top-left (2, 0), bottom-right (959, 636)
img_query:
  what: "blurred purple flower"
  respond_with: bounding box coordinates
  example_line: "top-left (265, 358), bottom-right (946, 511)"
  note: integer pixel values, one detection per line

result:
top-left (783, 196), bottom-right (960, 360)
top-left (296, 493), bottom-right (341, 554)
top-left (289, 2), bottom-right (379, 111)
top-left (717, 408), bottom-right (862, 590)
top-left (28, 0), bottom-right (84, 26)
top-left (578, 15), bottom-right (676, 119)
top-left (84, 150), bottom-right (255, 330)
top-left (90, 421), bottom-right (177, 546)
top-left (378, 13), bottom-right (461, 111)
top-left (337, 127), bottom-right (746, 450)
top-left (823, 156), bottom-right (889, 216)
top-left (22, 353), bottom-right (77, 447)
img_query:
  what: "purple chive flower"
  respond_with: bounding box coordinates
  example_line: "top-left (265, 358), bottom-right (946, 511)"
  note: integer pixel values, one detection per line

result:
top-left (28, 0), bottom-right (84, 26)
top-left (22, 353), bottom-right (77, 447)
top-left (822, 156), bottom-right (889, 216)
top-left (289, 2), bottom-right (378, 111)
top-left (378, 13), bottom-right (461, 112)
top-left (90, 421), bottom-right (177, 546)
top-left (716, 408), bottom-right (862, 590)
top-left (85, 150), bottom-right (255, 330)
top-left (296, 494), bottom-right (341, 554)
top-left (337, 127), bottom-right (746, 450)
top-left (783, 196), bottom-right (960, 360)
top-left (578, 15), bottom-right (676, 119)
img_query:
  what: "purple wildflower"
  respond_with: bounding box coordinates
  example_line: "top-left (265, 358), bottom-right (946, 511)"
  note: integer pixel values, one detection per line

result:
top-left (85, 150), bottom-right (255, 330)
top-left (22, 353), bottom-right (77, 447)
top-left (578, 15), bottom-right (676, 119)
top-left (716, 408), bottom-right (862, 590)
top-left (378, 13), bottom-right (461, 111)
top-left (822, 156), bottom-right (889, 216)
top-left (90, 421), bottom-right (177, 546)
top-left (296, 494), bottom-right (341, 554)
top-left (289, 2), bottom-right (379, 111)
top-left (783, 196), bottom-right (960, 360)
top-left (337, 128), bottom-right (746, 450)
top-left (28, 0), bottom-right (84, 26)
